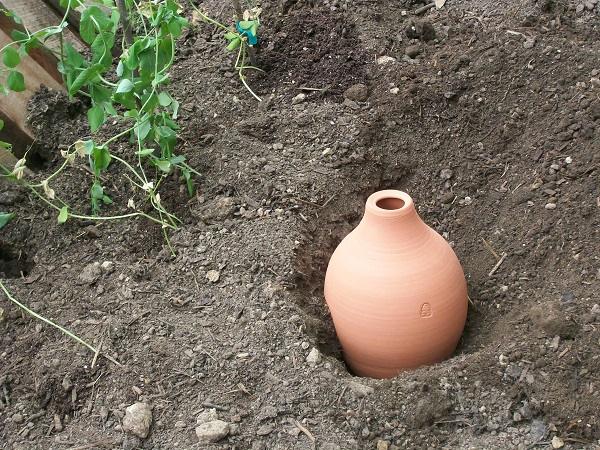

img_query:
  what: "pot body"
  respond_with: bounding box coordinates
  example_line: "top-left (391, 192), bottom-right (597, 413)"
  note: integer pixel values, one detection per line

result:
top-left (324, 190), bottom-right (467, 378)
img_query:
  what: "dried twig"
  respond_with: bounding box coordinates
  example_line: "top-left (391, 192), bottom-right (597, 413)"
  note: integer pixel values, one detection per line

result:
top-left (481, 238), bottom-right (500, 260)
top-left (414, 2), bottom-right (435, 14)
top-left (294, 420), bottom-right (316, 446)
top-left (488, 252), bottom-right (507, 277)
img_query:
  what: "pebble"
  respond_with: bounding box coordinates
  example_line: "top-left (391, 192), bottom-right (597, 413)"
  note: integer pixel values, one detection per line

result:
top-left (551, 436), bottom-right (565, 449)
top-left (376, 55), bottom-right (397, 65)
top-left (564, 156), bottom-right (572, 164)
top-left (122, 403), bottom-right (153, 439)
top-left (390, 87), bottom-right (399, 95)
top-left (197, 408), bottom-right (218, 424)
top-left (306, 347), bottom-right (322, 365)
top-left (101, 261), bottom-right (115, 274)
top-left (440, 168), bottom-right (453, 180)
top-left (256, 423), bottom-right (275, 435)
top-left (343, 83), bottom-right (369, 102)
top-left (206, 270), bottom-right (220, 283)
top-left (174, 420), bottom-right (186, 429)
top-left (545, 203), bottom-right (557, 210)
top-left (347, 380), bottom-right (374, 398)
top-left (405, 44), bottom-right (422, 58)
top-left (195, 420), bottom-right (230, 443)
top-left (11, 413), bottom-right (24, 424)
top-left (523, 37), bottom-right (535, 49)
top-left (590, 77), bottom-right (600, 88)
top-left (377, 440), bottom-right (390, 450)
top-left (292, 93), bottom-right (306, 105)
top-left (272, 143), bottom-right (284, 150)
top-left (78, 262), bottom-right (102, 285)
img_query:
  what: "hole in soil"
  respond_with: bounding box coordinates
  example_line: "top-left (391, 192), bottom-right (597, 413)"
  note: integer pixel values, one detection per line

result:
top-left (376, 197), bottom-right (405, 210)
top-left (0, 243), bottom-right (33, 278)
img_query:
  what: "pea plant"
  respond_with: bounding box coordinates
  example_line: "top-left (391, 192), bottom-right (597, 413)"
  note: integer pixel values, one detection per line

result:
top-left (0, 0), bottom-right (197, 232)
top-left (191, 2), bottom-right (263, 101)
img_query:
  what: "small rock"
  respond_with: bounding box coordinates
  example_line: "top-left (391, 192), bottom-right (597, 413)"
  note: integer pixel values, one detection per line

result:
top-left (122, 402), bottom-right (153, 439)
top-left (576, 4), bottom-right (585, 13)
top-left (590, 77), bottom-right (600, 88)
top-left (101, 261), bottom-right (114, 274)
top-left (78, 262), bottom-right (102, 285)
top-left (545, 203), bottom-right (557, 210)
top-left (53, 414), bottom-right (63, 432)
top-left (11, 413), bottom-right (24, 424)
top-left (174, 420), bottom-right (186, 429)
top-left (347, 380), bottom-right (375, 398)
top-left (440, 192), bottom-right (455, 204)
top-left (523, 37), bottom-right (536, 49)
top-left (206, 270), bottom-right (220, 283)
top-left (405, 45), bottom-right (422, 58)
top-left (343, 84), bottom-right (369, 102)
top-left (377, 55), bottom-right (397, 65)
top-left (292, 93), bottom-right (306, 105)
top-left (195, 420), bottom-right (230, 443)
top-left (197, 408), bottom-right (218, 424)
top-left (377, 440), bottom-right (390, 450)
top-left (552, 436), bottom-right (565, 449)
top-left (273, 143), bottom-right (284, 150)
top-left (306, 347), bottom-right (322, 365)
top-left (564, 156), bottom-right (572, 164)
top-left (390, 87), bottom-right (400, 95)
top-left (256, 423), bottom-right (275, 436)
top-left (440, 168), bottom-right (453, 180)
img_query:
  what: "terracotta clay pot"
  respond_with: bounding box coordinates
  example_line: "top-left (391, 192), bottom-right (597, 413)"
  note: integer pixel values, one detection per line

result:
top-left (324, 190), bottom-right (468, 378)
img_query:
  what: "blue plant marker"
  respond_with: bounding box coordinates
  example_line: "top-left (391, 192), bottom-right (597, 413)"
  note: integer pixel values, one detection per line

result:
top-left (236, 20), bottom-right (258, 46)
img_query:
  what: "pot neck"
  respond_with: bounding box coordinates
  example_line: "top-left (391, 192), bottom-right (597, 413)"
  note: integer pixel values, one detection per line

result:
top-left (356, 190), bottom-right (429, 248)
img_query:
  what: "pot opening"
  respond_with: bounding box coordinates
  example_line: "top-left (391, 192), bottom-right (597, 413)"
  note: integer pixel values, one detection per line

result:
top-left (376, 197), bottom-right (406, 211)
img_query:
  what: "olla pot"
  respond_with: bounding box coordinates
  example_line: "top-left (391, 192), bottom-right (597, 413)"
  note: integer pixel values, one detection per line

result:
top-left (324, 190), bottom-right (468, 378)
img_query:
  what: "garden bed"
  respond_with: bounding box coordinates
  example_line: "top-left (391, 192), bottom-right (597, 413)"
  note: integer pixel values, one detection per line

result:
top-left (1, 0), bottom-right (599, 448)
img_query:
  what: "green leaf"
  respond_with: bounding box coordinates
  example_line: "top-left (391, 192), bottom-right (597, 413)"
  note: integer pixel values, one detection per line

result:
top-left (224, 31), bottom-right (238, 41)
top-left (154, 159), bottom-right (171, 173)
top-left (91, 181), bottom-right (104, 199)
top-left (57, 206), bottom-right (68, 224)
top-left (80, 6), bottom-right (111, 44)
top-left (158, 92), bottom-right (172, 107)
top-left (91, 31), bottom-right (115, 68)
top-left (116, 79), bottom-right (134, 93)
top-left (87, 104), bottom-right (105, 132)
top-left (2, 47), bottom-right (20, 68)
top-left (0, 212), bottom-right (15, 229)
top-left (7, 70), bottom-right (25, 92)
top-left (0, 119), bottom-right (4, 131)
top-left (136, 148), bottom-right (155, 156)
top-left (68, 64), bottom-right (102, 95)
top-left (181, 167), bottom-right (194, 196)
top-left (134, 119), bottom-right (152, 141)
top-left (226, 37), bottom-right (241, 51)
top-left (90, 145), bottom-right (111, 175)
top-left (102, 195), bottom-right (113, 205)
top-left (170, 155), bottom-right (185, 165)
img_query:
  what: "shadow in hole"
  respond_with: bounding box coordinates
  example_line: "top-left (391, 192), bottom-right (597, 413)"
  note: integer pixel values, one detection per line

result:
top-left (0, 243), bottom-right (33, 278)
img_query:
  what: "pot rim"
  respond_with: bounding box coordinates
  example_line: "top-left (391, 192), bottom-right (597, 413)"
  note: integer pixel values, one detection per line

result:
top-left (366, 190), bottom-right (414, 218)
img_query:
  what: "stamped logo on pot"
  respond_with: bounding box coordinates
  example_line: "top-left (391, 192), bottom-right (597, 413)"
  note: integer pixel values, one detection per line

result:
top-left (420, 302), bottom-right (432, 318)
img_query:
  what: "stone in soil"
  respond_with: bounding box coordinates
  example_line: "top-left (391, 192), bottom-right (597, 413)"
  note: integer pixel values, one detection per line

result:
top-left (195, 420), bottom-right (230, 443)
top-left (122, 402), bottom-right (153, 439)
top-left (78, 262), bottom-right (102, 285)
top-left (405, 44), bottom-right (422, 58)
top-left (343, 84), bottom-right (369, 102)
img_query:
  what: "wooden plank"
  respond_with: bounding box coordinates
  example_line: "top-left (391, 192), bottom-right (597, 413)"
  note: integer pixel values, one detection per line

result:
top-left (0, 4), bottom-right (65, 155)
top-left (41, 0), bottom-right (82, 33)
top-left (2, 0), bottom-right (85, 52)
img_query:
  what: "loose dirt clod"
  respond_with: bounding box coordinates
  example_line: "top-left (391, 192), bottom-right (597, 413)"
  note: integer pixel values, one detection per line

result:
top-left (122, 402), bottom-right (153, 439)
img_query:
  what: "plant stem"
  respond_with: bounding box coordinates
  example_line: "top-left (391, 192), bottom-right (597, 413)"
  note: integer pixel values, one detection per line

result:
top-left (116, 0), bottom-right (134, 47)
top-left (231, 0), bottom-right (257, 66)
top-left (0, 280), bottom-right (121, 366)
